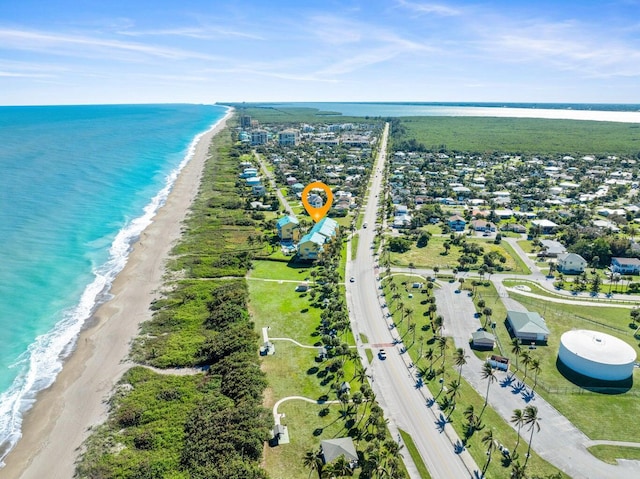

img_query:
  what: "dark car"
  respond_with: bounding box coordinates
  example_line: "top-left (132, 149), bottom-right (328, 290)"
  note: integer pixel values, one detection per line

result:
top-left (378, 349), bottom-right (387, 360)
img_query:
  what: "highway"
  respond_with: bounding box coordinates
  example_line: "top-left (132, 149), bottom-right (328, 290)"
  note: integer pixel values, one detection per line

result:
top-left (345, 124), bottom-right (479, 479)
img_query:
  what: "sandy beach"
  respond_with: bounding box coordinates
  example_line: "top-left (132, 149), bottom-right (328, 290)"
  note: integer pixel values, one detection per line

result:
top-left (0, 108), bottom-right (233, 479)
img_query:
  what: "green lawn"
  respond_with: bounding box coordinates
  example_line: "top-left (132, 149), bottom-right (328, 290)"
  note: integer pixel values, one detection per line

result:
top-left (587, 445), bottom-right (640, 465)
top-left (247, 278), bottom-right (321, 345)
top-left (399, 429), bottom-right (432, 479)
top-left (351, 233), bottom-right (360, 260)
top-left (264, 401), bottom-right (357, 479)
top-left (379, 279), bottom-right (565, 478)
top-left (390, 236), bottom-right (524, 273)
top-left (487, 289), bottom-right (640, 442)
top-left (249, 258), bottom-right (314, 281)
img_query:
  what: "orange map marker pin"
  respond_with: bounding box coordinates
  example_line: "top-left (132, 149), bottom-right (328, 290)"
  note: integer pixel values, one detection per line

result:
top-left (301, 181), bottom-right (333, 222)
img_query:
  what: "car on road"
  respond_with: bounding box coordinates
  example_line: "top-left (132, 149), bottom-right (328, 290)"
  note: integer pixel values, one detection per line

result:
top-left (349, 277), bottom-right (355, 283)
top-left (363, 222), bottom-right (368, 228)
top-left (378, 349), bottom-right (387, 360)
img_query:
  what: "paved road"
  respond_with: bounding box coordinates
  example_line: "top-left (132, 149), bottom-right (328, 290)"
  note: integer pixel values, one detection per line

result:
top-left (255, 151), bottom-right (297, 217)
top-left (434, 281), bottom-right (640, 479)
top-left (346, 125), bottom-right (479, 479)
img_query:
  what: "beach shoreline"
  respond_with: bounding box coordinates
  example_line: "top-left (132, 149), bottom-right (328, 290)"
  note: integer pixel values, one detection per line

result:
top-left (0, 108), bottom-right (233, 479)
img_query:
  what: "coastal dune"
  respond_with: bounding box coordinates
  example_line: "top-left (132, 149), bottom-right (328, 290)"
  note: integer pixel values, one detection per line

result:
top-left (0, 110), bottom-right (232, 479)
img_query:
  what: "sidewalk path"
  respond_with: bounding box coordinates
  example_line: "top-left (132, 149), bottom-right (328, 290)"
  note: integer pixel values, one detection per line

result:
top-left (435, 281), bottom-right (640, 478)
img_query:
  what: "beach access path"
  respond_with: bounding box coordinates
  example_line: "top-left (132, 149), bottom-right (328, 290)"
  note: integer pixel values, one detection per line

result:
top-left (0, 111), bottom-right (233, 479)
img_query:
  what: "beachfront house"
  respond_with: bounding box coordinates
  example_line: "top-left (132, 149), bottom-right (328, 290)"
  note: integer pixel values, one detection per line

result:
top-left (297, 232), bottom-right (325, 260)
top-left (276, 215), bottom-right (300, 241)
top-left (556, 253), bottom-right (587, 274)
top-left (611, 257), bottom-right (640, 275)
top-left (506, 310), bottom-right (550, 343)
top-left (310, 217), bottom-right (338, 241)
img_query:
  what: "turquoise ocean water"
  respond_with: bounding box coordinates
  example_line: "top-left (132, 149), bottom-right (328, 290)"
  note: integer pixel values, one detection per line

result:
top-left (0, 104), bottom-right (226, 462)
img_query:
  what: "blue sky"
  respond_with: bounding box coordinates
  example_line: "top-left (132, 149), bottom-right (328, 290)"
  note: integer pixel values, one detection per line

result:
top-left (1, 0), bottom-right (639, 105)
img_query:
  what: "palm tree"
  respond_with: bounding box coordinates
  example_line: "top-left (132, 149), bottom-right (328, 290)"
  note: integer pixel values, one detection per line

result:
top-left (424, 347), bottom-right (435, 376)
top-left (482, 429), bottom-right (498, 474)
top-left (510, 460), bottom-right (527, 479)
top-left (510, 338), bottom-right (522, 373)
top-left (446, 380), bottom-right (461, 419)
top-left (437, 335), bottom-right (448, 368)
top-left (511, 408), bottom-right (524, 456)
top-left (520, 351), bottom-right (531, 382)
top-left (303, 448), bottom-right (324, 479)
top-left (329, 456), bottom-right (354, 477)
top-left (483, 307), bottom-right (493, 328)
top-left (480, 362), bottom-right (496, 415)
top-left (405, 307), bottom-right (414, 329)
top-left (463, 405), bottom-right (480, 436)
top-left (433, 314), bottom-right (444, 335)
top-left (453, 347), bottom-right (468, 383)
top-left (523, 405), bottom-right (542, 469)
top-left (530, 358), bottom-right (541, 392)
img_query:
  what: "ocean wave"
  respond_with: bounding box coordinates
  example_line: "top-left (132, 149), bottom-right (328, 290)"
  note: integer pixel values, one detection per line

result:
top-left (0, 113), bottom-right (228, 467)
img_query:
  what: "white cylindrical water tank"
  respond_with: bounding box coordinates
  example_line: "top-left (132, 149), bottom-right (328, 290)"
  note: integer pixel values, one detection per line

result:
top-left (558, 330), bottom-right (636, 381)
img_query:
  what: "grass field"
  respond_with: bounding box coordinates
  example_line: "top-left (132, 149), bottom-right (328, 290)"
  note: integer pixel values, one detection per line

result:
top-left (587, 445), bottom-right (640, 465)
top-left (394, 116), bottom-right (640, 156)
top-left (484, 286), bottom-right (640, 443)
top-left (379, 277), bottom-right (565, 479)
top-left (390, 235), bottom-right (526, 273)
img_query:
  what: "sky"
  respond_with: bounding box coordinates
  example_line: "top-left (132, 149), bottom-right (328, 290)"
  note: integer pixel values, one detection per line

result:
top-left (1, 0), bottom-right (640, 105)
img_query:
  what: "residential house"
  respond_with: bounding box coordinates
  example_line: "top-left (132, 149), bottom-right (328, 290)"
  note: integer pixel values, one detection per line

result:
top-left (240, 167), bottom-right (258, 178)
top-left (611, 257), bottom-right (640, 275)
top-left (506, 310), bottom-right (550, 343)
top-left (297, 232), bottom-right (325, 260)
top-left (251, 184), bottom-right (266, 196)
top-left (471, 219), bottom-right (496, 233)
top-left (531, 219), bottom-right (558, 234)
top-left (539, 239), bottom-right (567, 258)
top-left (306, 193), bottom-right (324, 208)
top-left (310, 217), bottom-right (338, 241)
top-left (556, 253), bottom-right (587, 274)
top-left (503, 223), bottom-right (527, 234)
top-left (276, 215), bottom-right (300, 241)
top-left (448, 214), bottom-right (467, 232)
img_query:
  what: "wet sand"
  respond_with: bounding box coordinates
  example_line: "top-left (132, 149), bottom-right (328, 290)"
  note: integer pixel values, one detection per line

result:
top-left (0, 108), bottom-right (233, 479)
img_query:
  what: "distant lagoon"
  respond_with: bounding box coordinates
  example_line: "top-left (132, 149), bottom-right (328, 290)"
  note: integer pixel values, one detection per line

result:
top-left (247, 102), bottom-right (640, 123)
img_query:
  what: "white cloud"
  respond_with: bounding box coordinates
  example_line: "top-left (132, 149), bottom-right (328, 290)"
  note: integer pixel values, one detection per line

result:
top-left (0, 28), bottom-right (225, 62)
top-left (117, 26), bottom-right (263, 41)
top-left (395, 0), bottom-right (461, 16)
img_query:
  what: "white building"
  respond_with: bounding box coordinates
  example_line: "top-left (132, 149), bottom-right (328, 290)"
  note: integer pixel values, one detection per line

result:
top-left (558, 330), bottom-right (636, 381)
